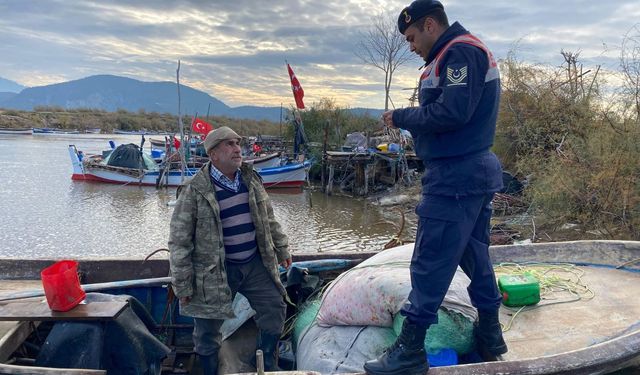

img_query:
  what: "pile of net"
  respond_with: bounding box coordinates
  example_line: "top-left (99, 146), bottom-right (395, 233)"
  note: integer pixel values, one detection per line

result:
top-left (292, 244), bottom-right (478, 374)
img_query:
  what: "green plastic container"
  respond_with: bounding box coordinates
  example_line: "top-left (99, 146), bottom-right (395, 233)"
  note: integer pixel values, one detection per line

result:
top-left (498, 274), bottom-right (541, 307)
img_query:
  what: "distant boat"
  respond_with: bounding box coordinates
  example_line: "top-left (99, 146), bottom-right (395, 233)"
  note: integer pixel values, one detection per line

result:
top-left (0, 127), bottom-right (32, 135)
top-left (84, 128), bottom-right (101, 134)
top-left (113, 129), bottom-right (149, 135)
top-left (32, 127), bottom-right (80, 135)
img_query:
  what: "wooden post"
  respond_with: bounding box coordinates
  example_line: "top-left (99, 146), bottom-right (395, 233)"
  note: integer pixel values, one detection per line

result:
top-left (326, 164), bottom-right (334, 196)
top-left (391, 159), bottom-right (397, 184)
top-left (364, 163), bottom-right (371, 196)
top-left (256, 349), bottom-right (264, 375)
top-left (355, 162), bottom-right (365, 196)
top-left (321, 120), bottom-right (329, 193)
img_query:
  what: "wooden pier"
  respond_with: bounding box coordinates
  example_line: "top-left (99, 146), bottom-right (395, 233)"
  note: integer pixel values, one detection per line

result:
top-left (322, 150), bottom-right (422, 196)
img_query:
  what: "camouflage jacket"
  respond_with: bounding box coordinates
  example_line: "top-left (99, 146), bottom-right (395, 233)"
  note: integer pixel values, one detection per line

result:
top-left (168, 162), bottom-right (290, 319)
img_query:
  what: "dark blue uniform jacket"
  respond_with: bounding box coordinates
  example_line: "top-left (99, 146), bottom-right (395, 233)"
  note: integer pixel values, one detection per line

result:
top-left (393, 22), bottom-right (503, 197)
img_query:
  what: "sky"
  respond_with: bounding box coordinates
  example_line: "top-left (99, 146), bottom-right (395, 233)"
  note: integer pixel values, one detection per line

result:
top-left (1, 0), bottom-right (639, 110)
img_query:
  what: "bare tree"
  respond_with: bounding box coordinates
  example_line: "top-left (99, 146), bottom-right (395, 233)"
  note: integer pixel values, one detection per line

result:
top-left (355, 12), bottom-right (417, 111)
top-left (619, 24), bottom-right (640, 123)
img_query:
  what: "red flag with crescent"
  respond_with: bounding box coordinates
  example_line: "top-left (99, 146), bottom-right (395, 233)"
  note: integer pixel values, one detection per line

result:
top-left (191, 117), bottom-right (213, 135)
top-left (287, 63), bottom-right (305, 109)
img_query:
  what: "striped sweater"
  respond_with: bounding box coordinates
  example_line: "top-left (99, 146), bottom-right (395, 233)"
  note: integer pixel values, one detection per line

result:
top-left (212, 178), bottom-right (258, 263)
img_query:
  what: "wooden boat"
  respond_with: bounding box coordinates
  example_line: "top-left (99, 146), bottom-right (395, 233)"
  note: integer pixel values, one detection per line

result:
top-left (0, 241), bottom-right (638, 374)
top-left (32, 127), bottom-right (80, 135)
top-left (244, 152), bottom-right (282, 169)
top-left (69, 145), bottom-right (309, 189)
top-left (113, 129), bottom-right (149, 135)
top-left (0, 128), bottom-right (32, 135)
top-left (258, 160), bottom-right (310, 188)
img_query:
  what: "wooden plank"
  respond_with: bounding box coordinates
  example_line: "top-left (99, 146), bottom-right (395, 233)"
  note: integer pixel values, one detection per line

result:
top-left (0, 321), bottom-right (38, 362)
top-left (0, 301), bottom-right (127, 321)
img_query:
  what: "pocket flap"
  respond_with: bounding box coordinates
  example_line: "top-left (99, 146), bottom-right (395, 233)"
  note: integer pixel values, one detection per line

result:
top-left (416, 196), bottom-right (463, 222)
top-left (204, 264), bottom-right (216, 273)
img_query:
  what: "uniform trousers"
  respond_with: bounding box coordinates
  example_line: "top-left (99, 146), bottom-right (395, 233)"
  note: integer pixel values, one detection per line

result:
top-left (401, 193), bottom-right (502, 326)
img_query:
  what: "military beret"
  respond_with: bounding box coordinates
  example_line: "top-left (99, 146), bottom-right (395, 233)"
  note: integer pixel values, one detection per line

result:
top-left (203, 126), bottom-right (242, 152)
top-left (397, 0), bottom-right (444, 34)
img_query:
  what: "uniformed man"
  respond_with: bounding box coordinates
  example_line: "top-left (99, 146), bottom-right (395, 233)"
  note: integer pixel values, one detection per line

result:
top-left (364, 1), bottom-right (507, 374)
top-left (169, 126), bottom-right (292, 374)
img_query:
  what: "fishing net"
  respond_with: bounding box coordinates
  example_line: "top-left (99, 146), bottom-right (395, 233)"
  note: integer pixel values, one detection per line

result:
top-left (292, 298), bottom-right (321, 348)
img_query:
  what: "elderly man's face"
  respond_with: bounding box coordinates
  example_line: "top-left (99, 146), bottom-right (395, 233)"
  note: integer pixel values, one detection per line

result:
top-left (208, 138), bottom-right (242, 176)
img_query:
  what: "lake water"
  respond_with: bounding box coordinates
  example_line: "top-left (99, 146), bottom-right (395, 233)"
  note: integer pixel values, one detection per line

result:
top-left (0, 133), bottom-right (413, 259)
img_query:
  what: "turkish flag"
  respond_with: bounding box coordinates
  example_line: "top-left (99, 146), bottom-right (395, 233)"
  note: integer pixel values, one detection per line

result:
top-left (173, 137), bottom-right (181, 149)
top-left (287, 64), bottom-right (305, 109)
top-left (191, 117), bottom-right (213, 135)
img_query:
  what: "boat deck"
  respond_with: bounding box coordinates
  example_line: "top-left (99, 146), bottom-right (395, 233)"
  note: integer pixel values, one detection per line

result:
top-left (501, 265), bottom-right (640, 360)
top-left (0, 264), bottom-right (638, 374)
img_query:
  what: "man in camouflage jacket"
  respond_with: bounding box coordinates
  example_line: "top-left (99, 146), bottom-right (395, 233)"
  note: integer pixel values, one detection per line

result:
top-left (169, 126), bottom-right (291, 374)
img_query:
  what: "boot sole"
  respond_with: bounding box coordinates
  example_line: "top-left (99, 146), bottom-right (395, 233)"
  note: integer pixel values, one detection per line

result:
top-left (363, 363), bottom-right (429, 375)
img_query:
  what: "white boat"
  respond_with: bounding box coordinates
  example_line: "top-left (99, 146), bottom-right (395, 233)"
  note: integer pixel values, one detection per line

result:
top-left (258, 161), bottom-right (310, 188)
top-left (0, 127), bottom-right (32, 135)
top-left (244, 152), bottom-right (282, 169)
top-left (68, 145), bottom-right (310, 188)
top-left (69, 145), bottom-right (198, 186)
top-left (33, 127), bottom-right (80, 135)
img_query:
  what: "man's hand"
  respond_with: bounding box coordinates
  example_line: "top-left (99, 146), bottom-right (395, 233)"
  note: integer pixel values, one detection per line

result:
top-left (382, 110), bottom-right (396, 129)
top-left (180, 296), bottom-right (191, 305)
top-left (280, 257), bottom-right (292, 269)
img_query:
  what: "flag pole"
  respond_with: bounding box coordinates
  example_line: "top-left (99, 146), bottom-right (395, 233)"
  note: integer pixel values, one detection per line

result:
top-left (176, 60), bottom-right (186, 184)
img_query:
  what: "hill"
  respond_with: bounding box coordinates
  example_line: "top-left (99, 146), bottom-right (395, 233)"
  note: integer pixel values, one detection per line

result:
top-left (0, 74), bottom-right (384, 122)
top-left (0, 77), bottom-right (25, 93)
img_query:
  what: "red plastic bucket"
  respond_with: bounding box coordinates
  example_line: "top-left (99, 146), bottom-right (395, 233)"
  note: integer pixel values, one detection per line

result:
top-left (40, 260), bottom-right (86, 312)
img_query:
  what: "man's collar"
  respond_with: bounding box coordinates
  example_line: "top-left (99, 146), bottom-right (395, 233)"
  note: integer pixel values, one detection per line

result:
top-left (425, 21), bottom-right (468, 65)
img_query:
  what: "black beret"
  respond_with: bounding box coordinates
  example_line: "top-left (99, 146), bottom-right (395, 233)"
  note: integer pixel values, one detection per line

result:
top-left (397, 0), bottom-right (444, 34)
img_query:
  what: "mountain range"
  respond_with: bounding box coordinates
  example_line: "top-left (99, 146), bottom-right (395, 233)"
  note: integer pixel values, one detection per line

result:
top-left (0, 77), bottom-right (25, 93)
top-left (0, 74), bottom-right (383, 122)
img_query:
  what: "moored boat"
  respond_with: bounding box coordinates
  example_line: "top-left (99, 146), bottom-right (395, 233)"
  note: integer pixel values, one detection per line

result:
top-left (69, 145), bottom-right (309, 189)
top-left (33, 127), bottom-right (80, 135)
top-left (244, 152), bottom-right (282, 169)
top-left (0, 127), bottom-right (32, 135)
top-left (258, 160), bottom-right (310, 188)
top-left (0, 240), bottom-right (638, 374)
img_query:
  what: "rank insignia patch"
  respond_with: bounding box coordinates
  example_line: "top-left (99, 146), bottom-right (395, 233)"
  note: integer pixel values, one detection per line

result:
top-left (446, 65), bottom-right (468, 86)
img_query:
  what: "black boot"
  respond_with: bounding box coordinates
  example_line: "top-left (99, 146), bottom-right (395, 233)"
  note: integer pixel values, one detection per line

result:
top-left (363, 319), bottom-right (429, 375)
top-left (256, 331), bottom-right (282, 371)
top-left (475, 309), bottom-right (508, 361)
top-left (199, 351), bottom-right (218, 375)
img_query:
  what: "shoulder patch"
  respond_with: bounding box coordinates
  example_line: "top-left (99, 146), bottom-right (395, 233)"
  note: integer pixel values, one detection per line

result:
top-left (446, 65), bottom-right (468, 87)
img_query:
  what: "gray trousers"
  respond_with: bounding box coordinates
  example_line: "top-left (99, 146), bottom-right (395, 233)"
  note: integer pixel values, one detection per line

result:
top-left (193, 255), bottom-right (286, 356)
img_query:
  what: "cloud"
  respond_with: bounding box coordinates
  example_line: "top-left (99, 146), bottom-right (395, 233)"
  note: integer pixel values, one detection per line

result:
top-left (0, 0), bottom-right (638, 109)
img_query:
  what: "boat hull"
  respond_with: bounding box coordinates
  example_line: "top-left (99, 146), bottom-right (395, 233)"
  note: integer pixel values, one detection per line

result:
top-left (69, 145), bottom-right (308, 188)
top-left (33, 127), bottom-right (80, 134)
top-left (0, 128), bottom-right (32, 135)
top-left (258, 161), bottom-right (310, 188)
